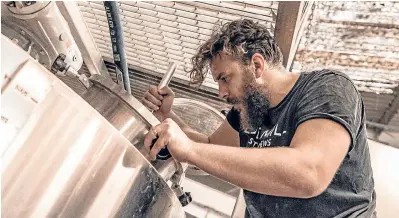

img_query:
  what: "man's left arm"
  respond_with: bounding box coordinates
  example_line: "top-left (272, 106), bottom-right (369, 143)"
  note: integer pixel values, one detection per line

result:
top-left (186, 118), bottom-right (350, 198)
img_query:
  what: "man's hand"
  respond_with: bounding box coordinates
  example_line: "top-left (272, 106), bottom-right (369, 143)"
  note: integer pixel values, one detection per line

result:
top-left (142, 85), bottom-right (212, 145)
top-left (144, 118), bottom-right (194, 162)
top-left (141, 85), bottom-right (175, 121)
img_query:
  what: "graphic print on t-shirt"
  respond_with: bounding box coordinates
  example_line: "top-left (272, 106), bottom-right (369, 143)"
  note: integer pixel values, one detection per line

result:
top-left (244, 123), bottom-right (288, 148)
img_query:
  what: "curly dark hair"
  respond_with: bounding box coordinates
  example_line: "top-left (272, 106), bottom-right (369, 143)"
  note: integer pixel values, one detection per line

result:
top-left (187, 19), bottom-right (283, 85)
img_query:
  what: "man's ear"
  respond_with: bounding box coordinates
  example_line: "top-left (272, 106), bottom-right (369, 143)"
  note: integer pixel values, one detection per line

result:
top-left (251, 53), bottom-right (265, 79)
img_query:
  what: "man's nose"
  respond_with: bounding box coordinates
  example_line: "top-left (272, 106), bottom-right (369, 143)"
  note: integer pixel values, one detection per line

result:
top-left (218, 86), bottom-right (228, 99)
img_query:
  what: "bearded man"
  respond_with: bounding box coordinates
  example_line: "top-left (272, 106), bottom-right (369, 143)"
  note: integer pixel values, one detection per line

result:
top-left (142, 19), bottom-right (376, 218)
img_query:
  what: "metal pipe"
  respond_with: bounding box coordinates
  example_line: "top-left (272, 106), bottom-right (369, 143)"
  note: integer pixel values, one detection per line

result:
top-left (57, 1), bottom-right (110, 77)
top-left (103, 1), bottom-right (131, 94)
top-left (153, 159), bottom-right (179, 182)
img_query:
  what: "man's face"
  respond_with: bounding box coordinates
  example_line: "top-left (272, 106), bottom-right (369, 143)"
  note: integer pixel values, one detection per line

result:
top-left (211, 54), bottom-right (271, 131)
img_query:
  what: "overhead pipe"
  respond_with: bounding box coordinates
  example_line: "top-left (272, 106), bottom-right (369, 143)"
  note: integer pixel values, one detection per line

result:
top-left (103, 1), bottom-right (131, 94)
top-left (366, 121), bottom-right (399, 132)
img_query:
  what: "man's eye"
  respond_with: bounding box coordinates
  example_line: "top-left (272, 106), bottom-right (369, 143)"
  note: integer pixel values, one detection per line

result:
top-left (221, 77), bottom-right (228, 82)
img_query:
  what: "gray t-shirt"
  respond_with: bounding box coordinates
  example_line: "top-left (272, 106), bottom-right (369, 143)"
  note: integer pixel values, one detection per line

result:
top-left (226, 69), bottom-right (376, 218)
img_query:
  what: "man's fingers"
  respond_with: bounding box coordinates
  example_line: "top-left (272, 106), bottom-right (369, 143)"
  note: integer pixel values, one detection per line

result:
top-left (142, 98), bottom-right (159, 111)
top-left (144, 128), bottom-right (158, 153)
top-left (158, 87), bottom-right (174, 96)
top-left (149, 85), bottom-right (164, 101)
top-left (144, 124), bottom-right (169, 160)
top-left (150, 136), bottom-right (167, 160)
top-left (144, 92), bottom-right (162, 106)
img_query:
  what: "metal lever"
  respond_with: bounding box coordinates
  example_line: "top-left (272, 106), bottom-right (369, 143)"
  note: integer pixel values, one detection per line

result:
top-left (158, 62), bottom-right (177, 90)
top-left (150, 62), bottom-right (177, 160)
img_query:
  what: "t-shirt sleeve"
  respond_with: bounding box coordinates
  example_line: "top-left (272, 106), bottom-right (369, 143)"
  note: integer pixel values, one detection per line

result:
top-left (226, 107), bottom-right (241, 132)
top-left (294, 71), bottom-right (362, 149)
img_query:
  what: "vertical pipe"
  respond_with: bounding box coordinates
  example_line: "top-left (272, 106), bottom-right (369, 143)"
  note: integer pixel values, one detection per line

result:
top-left (103, 1), bottom-right (131, 94)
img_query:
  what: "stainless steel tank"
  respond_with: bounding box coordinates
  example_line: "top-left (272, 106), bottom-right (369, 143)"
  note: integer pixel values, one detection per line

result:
top-left (1, 1), bottom-right (83, 73)
top-left (79, 70), bottom-right (185, 183)
top-left (1, 35), bottom-right (185, 217)
top-left (80, 74), bottom-right (155, 157)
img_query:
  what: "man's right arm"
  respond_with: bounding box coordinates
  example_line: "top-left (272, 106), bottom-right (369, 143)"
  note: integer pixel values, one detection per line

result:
top-left (167, 110), bottom-right (240, 147)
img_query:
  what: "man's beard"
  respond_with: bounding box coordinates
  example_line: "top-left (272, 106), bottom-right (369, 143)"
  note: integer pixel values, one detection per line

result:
top-left (227, 69), bottom-right (271, 131)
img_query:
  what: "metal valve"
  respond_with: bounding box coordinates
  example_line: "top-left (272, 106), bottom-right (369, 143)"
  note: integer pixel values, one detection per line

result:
top-left (150, 138), bottom-right (172, 160)
top-left (172, 184), bottom-right (192, 207)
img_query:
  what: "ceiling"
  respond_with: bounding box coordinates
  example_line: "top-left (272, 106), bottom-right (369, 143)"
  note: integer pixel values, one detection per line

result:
top-left (77, 1), bottom-right (278, 90)
top-left (69, 1), bottom-right (398, 147)
top-left (292, 1), bottom-right (399, 146)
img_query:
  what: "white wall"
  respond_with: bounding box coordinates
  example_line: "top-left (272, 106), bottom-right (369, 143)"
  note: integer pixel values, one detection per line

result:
top-left (378, 131), bottom-right (399, 149)
top-left (369, 140), bottom-right (399, 218)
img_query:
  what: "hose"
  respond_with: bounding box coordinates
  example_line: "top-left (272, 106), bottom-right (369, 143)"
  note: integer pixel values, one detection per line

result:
top-left (103, 1), bottom-right (131, 94)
